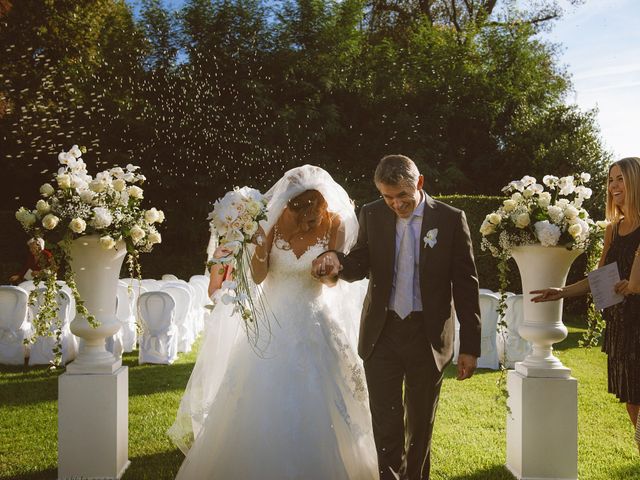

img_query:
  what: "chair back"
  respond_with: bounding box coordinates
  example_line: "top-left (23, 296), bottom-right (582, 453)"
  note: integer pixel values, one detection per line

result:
top-left (0, 286), bottom-right (29, 331)
top-left (138, 291), bottom-right (175, 333)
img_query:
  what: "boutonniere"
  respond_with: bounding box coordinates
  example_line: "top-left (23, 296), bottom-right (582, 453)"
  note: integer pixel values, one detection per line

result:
top-left (423, 228), bottom-right (438, 248)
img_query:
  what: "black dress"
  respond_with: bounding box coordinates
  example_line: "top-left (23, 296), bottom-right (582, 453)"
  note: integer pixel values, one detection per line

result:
top-left (603, 223), bottom-right (640, 404)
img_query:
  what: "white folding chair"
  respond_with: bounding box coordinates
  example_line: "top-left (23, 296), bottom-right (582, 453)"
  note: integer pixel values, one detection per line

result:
top-left (138, 291), bottom-right (178, 365)
top-left (476, 292), bottom-right (501, 370)
top-left (161, 282), bottom-right (195, 353)
top-left (0, 286), bottom-right (32, 365)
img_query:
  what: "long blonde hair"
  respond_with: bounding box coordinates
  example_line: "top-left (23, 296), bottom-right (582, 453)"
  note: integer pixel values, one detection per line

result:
top-left (606, 157), bottom-right (640, 227)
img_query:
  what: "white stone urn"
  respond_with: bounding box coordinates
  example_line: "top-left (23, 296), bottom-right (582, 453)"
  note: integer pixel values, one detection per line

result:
top-left (66, 235), bottom-right (127, 374)
top-left (510, 244), bottom-right (582, 378)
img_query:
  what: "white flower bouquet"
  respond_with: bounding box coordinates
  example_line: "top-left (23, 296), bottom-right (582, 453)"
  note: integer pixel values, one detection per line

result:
top-left (15, 145), bottom-right (164, 354)
top-left (207, 186), bottom-right (268, 326)
top-left (480, 173), bottom-right (606, 259)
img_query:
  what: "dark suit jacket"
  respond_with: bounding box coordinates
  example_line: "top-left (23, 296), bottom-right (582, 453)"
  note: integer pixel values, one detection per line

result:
top-left (339, 193), bottom-right (481, 371)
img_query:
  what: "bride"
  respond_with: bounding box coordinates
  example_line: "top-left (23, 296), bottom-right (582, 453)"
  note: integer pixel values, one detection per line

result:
top-left (168, 165), bottom-right (378, 479)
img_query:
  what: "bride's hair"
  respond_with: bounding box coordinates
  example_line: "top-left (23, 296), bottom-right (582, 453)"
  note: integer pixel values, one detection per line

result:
top-left (288, 189), bottom-right (329, 228)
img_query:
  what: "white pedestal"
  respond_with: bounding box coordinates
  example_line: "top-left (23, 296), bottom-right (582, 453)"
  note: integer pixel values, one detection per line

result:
top-left (58, 367), bottom-right (130, 480)
top-left (506, 370), bottom-right (578, 480)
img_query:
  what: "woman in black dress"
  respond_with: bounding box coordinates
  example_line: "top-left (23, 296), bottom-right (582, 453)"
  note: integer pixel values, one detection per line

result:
top-left (532, 156), bottom-right (640, 447)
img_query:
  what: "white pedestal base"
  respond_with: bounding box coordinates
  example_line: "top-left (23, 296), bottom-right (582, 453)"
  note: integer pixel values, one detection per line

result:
top-left (506, 370), bottom-right (577, 480)
top-left (58, 366), bottom-right (129, 480)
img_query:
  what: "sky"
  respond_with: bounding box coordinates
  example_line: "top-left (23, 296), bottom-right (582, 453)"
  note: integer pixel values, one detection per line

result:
top-left (540, 0), bottom-right (640, 159)
top-left (128, 0), bottom-right (639, 159)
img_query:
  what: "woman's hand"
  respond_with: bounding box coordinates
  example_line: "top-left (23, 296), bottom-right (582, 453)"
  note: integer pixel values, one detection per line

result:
top-left (251, 226), bottom-right (267, 246)
top-left (615, 279), bottom-right (639, 296)
top-left (530, 287), bottom-right (564, 302)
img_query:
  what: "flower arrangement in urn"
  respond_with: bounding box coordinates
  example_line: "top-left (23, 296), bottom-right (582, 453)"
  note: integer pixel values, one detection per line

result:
top-left (15, 145), bottom-right (164, 358)
top-left (479, 173), bottom-right (606, 323)
top-left (480, 173), bottom-right (606, 259)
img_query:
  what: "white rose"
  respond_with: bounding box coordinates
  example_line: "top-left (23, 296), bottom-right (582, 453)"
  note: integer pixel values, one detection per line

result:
top-left (79, 190), bottom-right (95, 203)
top-left (515, 212), bottom-right (530, 229)
top-left (110, 167), bottom-right (125, 178)
top-left (40, 183), bottom-right (55, 197)
top-left (99, 235), bottom-right (116, 250)
top-left (580, 172), bottom-right (591, 182)
top-left (503, 199), bottom-right (517, 213)
top-left (522, 188), bottom-right (534, 199)
top-left (487, 213), bottom-right (501, 225)
top-left (89, 179), bottom-right (106, 193)
top-left (69, 217), bottom-right (87, 234)
top-left (130, 225), bottom-right (146, 243)
top-left (147, 231), bottom-right (162, 244)
top-left (57, 174), bottom-right (71, 189)
top-left (243, 220), bottom-right (259, 237)
top-left (568, 223), bottom-right (582, 239)
top-left (246, 199), bottom-right (262, 216)
top-left (564, 205), bottom-right (579, 220)
top-left (113, 178), bottom-right (126, 192)
top-left (42, 213), bottom-right (59, 230)
top-left (480, 220), bottom-right (495, 236)
top-left (127, 185), bottom-right (143, 199)
top-left (36, 200), bottom-right (50, 215)
top-left (538, 192), bottom-right (552, 208)
top-left (511, 192), bottom-right (523, 202)
top-left (157, 210), bottom-right (165, 223)
top-left (144, 208), bottom-right (160, 224)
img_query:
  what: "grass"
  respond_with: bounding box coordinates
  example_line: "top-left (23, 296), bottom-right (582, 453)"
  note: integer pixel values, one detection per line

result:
top-left (1, 322), bottom-right (639, 480)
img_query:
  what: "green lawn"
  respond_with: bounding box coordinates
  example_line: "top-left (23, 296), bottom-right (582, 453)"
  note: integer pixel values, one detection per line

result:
top-left (1, 323), bottom-right (639, 480)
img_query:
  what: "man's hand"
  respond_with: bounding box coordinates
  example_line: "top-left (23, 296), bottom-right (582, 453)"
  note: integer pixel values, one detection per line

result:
top-left (311, 252), bottom-right (342, 284)
top-left (456, 353), bottom-right (477, 381)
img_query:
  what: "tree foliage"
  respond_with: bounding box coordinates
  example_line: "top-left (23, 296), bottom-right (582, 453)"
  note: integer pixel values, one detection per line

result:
top-left (0, 0), bottom-right (612, 277)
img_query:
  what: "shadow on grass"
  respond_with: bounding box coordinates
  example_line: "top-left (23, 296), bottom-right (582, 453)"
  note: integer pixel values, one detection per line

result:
top-left (122, 449), bottom-right (183, 480)
top-left (1, 467), bottom-right (57, 480)
top-left (0, 354), bottom-right (195, 406)
top-left (448, 464), bottom-right (514, 479)
top-left (128, 361), bottom-right (195, 397)
top-left (0, 367), bottom-right (61, 406)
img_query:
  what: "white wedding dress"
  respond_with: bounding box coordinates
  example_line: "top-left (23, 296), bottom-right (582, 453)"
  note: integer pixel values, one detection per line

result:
top-left (170, 236), bottom-right (378, 479)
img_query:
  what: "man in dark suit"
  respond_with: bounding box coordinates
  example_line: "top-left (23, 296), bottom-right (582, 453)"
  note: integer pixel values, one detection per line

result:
top-left (313, 154), bottom-right (481, 480)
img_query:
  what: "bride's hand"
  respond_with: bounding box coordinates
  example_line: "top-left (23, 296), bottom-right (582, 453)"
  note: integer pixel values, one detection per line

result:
top-left (312, 252), bottom-right (341, 279)
top-left (251, 227), bottom-right (267, 246)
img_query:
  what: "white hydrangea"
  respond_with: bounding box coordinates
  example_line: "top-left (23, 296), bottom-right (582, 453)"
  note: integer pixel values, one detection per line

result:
top-left (91, 207), bottom-right (113, 229)
top-left (534, 221), bottom-right (561, 247)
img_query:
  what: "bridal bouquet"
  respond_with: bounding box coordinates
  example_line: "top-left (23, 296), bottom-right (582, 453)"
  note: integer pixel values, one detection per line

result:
top-left (480, 173), bottom-right (605, 259)
top-left (15, 145), bottom-right (164, 347)
top-left (207, 186), bottom-right (268, 324)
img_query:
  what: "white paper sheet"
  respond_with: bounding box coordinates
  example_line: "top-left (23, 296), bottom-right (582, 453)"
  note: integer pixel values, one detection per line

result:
top-left (588, 262), bottom-right (624, 310)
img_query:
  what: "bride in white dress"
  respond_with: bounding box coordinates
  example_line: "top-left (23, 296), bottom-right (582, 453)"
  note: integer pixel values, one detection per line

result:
top-left (168, 165), bottom-right (378, 479)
